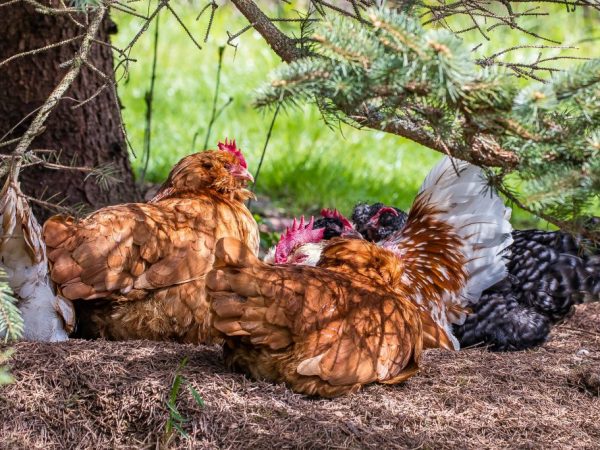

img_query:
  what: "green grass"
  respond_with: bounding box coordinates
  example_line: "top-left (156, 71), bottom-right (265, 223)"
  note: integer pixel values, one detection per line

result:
top-left (163, 356), bottom-right (205, 443)
top-left (112, 2), bottom-right (598, 225)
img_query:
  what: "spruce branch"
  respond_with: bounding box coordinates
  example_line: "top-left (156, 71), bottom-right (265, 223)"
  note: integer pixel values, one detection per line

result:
top-left (255, 11), bottom-right (520, 168)
top-left (230, 0), bottom-right (305, 62)
top-left (0, 270), bottom-right (24, 343)
top-left (249, 7), bottom-right (599, 232)
top-left (2, 0), bottom-right (596, 231)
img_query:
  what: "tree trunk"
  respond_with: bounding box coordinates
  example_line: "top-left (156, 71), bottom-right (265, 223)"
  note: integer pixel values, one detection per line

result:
top-left (0, 2), bottom-right (140, 222)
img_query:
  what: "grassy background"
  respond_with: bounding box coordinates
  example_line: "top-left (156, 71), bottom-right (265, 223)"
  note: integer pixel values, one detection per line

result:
top-left (112, 1), bottom-right (599, 226)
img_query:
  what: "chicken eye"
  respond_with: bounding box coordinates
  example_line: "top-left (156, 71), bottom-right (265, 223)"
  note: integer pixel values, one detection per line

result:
top-left (202, 162), bottom-right (213, 169)
top-left (292, 253), bottom-right (308, 264)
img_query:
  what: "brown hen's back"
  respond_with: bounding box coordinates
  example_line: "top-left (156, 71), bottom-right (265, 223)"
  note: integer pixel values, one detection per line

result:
top-left (207, 237), bottom-right (452, 398)
top-left (43, 148), bottom-right (259, 342)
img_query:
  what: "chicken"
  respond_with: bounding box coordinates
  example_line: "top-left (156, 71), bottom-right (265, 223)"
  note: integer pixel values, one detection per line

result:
top-left (457, 228), bottom-right (600, 350)
top-left (207, 157), bottom-right (512, 397)
top-left (262, 209), bottom-right (357, 266)
top-left (0, 178), bottom-right (74, 341)
top-left (353, 203), bottom-right (600, 351)
top-left (262, 216), bottom-right (326, 266)
top-left (352, 203), bottom-right (407, 242)
top-left (43, 139), bottom-right (259, 342)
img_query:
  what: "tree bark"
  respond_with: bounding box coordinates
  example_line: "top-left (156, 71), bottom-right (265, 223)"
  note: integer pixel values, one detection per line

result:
top-left (0, 1), bottom-right (140, 222)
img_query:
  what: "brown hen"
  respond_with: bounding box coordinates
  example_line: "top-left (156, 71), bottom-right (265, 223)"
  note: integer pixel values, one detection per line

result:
top-left (43, 140), bottom-right (259, 342)
top-left (208, 237), bottom-right (451, 398)
top-left (206, 157), bottom-right (512, 397)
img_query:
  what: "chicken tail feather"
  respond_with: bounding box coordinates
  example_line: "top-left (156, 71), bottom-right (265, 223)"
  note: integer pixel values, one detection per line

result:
top-left (418, 157), bottom-right (513, 310)
top-left (418, 309), bottom-right (454, 351)
top-left (382, 156), bottom-right (513, 349)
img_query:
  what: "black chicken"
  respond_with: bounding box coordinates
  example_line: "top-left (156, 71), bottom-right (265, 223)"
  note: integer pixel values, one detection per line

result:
top-left (352, 203), bottom-right (408, 242)
top-left (351, 204), bottom-right (600, 351)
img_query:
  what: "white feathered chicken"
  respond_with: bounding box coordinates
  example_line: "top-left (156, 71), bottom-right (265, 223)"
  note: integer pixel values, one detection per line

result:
top-left (0, 178), bottom-right (73, 341)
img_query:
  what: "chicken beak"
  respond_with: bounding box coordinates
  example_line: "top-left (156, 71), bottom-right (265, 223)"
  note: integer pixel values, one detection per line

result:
top-left (241, 169), bottom-right (255, 183)
top-left (230, 165), bottom-right (254, 183)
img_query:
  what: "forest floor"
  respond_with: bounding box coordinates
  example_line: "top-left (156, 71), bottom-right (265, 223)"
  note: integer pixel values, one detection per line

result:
top-left (1, 304), bottom-right (599, 449)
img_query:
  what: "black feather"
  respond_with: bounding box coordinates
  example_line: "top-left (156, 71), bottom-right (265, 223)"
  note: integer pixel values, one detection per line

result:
top-left (352, 202), bottom-right (408, 242)
top-left (314, 217), bottom-right (345, 240)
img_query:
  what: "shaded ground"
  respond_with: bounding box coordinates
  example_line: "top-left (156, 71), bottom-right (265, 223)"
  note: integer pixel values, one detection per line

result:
top-left (1, 304), bottom-right (599, 450)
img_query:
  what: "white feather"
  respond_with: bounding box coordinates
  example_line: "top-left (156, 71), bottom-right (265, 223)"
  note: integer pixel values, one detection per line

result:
top-left (263, 246), bottom-right (276, 264)
top-left (0, 182), bottom-right (72, 342)
top-left (290, 242), bottom-right (325, 266)
top-left (418, 157), bottom-right (513, 340)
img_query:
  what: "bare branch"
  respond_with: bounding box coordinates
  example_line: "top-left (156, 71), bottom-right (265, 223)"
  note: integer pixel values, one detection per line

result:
top-left (226, 23), bottom-right (256, 50)
top-left (0, 0), bottom-right (21, 8)
top-left (0, 34), bottom-right (83, 69)
top-left (23, 193), bottom-right (87, 217)
top-left (164, 2), bottom-right (203, 52)
top-left (22, 0), bottom-right (79, 15)
top-left (122, 0), bottom-right (167, 54)
top-left (110, 3), bottom-right (149, 20)
top-left (140, 9), bottom-right (160, 183)
top-left (230, 0), bottom-right (304, 62)
top-left (196, 1), bottom-right (219, 43)
top-left (0, 137), bottom-right (21, 149)
top-left (0, 104), bottom-right (46, 146)
top-left (7, 5), bottom-right (107, 183)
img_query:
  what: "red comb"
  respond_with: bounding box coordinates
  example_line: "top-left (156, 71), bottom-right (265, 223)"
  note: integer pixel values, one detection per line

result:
top-left (320, 208), bottom-right (354, 230)
top-left (217, 138), bottom-right (247, 168)
top-left (274, 216), bottom-right (325, 264)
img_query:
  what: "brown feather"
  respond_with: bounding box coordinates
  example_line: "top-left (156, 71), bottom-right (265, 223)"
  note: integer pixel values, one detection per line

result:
top-left (43, 215), bottom-right (76, 248)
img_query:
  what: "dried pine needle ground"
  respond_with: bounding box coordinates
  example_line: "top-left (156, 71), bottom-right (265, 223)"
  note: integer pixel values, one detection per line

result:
top-left (1, 303), bottom-right (599, 449)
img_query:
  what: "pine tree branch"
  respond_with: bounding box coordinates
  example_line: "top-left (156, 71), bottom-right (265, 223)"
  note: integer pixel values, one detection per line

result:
top-left (230, 0), bottom-right (304, 63)
top-left (235, 5), bottom-right (520, 169)
top-left (0, 270), bottom-right (24, 342)
top-left (340, 97), bottom-right (519, 168)
top-left (249, 8), bottom-right (599, 230)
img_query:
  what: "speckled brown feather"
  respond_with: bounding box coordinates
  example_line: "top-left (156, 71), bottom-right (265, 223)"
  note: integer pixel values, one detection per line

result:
top-left (206, 157), bottom-right (510, 396)
top-left (313, 209), bottom-right (467, 347)
top-left (207, 237), bottom-right (452, 398)
top-left (43, 150), bottom-right (259, 342)
top-left (379, 197), bottom-right (468, 325)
